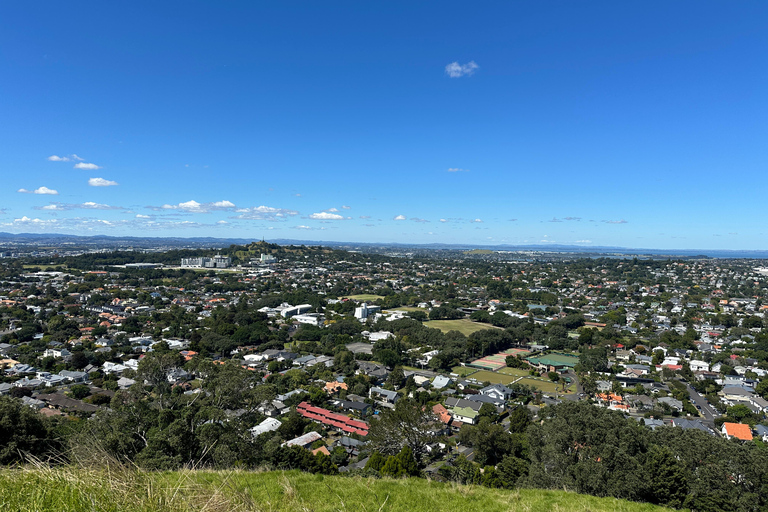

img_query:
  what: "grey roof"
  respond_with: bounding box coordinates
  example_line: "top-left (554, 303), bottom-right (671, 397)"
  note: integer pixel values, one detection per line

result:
top-left (671, 418), bottom-right (715, 435)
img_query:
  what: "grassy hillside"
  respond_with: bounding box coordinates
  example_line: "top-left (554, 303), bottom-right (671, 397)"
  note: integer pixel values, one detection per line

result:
top-left (0, 466), bottom-right (674, 512)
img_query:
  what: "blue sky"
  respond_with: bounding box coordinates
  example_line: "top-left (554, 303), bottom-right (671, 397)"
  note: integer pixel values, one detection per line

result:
top-left (1, 2), bottom-right (766, 249)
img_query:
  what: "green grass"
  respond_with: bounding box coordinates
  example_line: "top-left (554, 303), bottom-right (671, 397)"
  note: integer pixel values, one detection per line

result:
top-left (0, 466), bottom-right (672, 512)
top-left (450, 366), bottom-right (478, 378)
top-left (496, 367), bottom-right (532, 378)
top-left (467, 370), bottom-right (520, 385)
top-left (424, 319), bottom-right (501, 336)
top-left (342, 294), bottom-right (385, 301)
top-left (386, 306), bottom-right (426, 312)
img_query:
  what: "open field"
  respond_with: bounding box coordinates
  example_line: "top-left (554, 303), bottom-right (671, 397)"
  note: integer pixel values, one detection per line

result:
top-left (386, 306), bottom-right (426, 312)
top-left (0, 467), bottom-right (672, 512)
top-left (341, 294), bottom-right (384, 301)
top-left (497, 367), bottom-right (532, 378)
top-left (517, 377), bottom-right (571, 394)
top-left (450, 366), bottom-right (478, 377)
top-left (466, 369), bottom-right (520, 385)
top-left (423, 319), bottom-right (501, 336)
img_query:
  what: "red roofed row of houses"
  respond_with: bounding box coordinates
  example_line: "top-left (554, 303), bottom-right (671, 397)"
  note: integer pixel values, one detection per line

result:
top-left (296, 401), bottom-right (369, 436)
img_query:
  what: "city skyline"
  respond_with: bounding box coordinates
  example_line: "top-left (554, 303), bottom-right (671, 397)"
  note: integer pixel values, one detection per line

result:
top-left (2, 2), bottom-right (767, 250)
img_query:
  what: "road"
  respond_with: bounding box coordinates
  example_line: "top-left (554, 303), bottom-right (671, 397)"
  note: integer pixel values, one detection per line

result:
top-left (685, 382), bottom-right (718, 423)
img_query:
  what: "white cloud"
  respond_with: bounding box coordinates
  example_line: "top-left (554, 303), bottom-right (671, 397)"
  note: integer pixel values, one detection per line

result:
top-left (88, 177), bottom-right (118, 187)
top-left (34, 186), bottom-right (59, 195)
top-left (471, 218), bottom-right (483, 223)
top-left (47, 155), bottom-right (69, 162)
top-left (439, 218), bottom-right (448, 223)
top-left (136, 214), bottom-right (151, 219)
top-left (326, 207), bottom-right (339, 212)
top-left (13, 216), bottom-right (57, 225)
top-left (604, 219), bottom-right (628, 224)
top-left (574, 240), bottom-right (592, 244)
top-left (394, 215), bottom-right (406, 221)
top-left (445, 61), bottom-right (479, 78)
top-left (411, 217), bottom-right (429, 223)
top-left (71, 154), bottom-right (84, 161)
top-left (35, 201), bottom-right (123, 211)
top-left (156, 199), bottom-right (237, 213)
top-left (310, 212), bottom-right (344, 220)
top-left (74, 162), bottom-right (102, 170)
top-left (216, 220), bottom-right (229, 224)
top-left (447, 168), bottom-right (469, 172)
top-left (19, 187), bottom-right (59, 195)
top-left (231, 205), bottom-right (299, 221)
top-left (342, 205), bottom-right (351, 209)
top-left (294, 225), bottom-right (312, 230)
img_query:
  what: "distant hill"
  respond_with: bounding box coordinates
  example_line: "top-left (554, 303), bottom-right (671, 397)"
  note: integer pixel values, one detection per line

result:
top-left (0, 231), bottom-right (766, 258)
top-left (0, 467), bottom-right (672, 512)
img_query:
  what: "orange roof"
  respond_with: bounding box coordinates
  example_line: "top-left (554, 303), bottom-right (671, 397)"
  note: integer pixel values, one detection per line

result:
top-left (723, 422), bottom-right (752, 441)
top-left (432, 404), bottom-right (452, 425)
top-left (312, 446), bottom-right (330, 456)
top-left (324, 381), bottom-right (348, 393)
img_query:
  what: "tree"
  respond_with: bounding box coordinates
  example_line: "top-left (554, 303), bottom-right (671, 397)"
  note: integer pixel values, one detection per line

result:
top-left (368, 398), bottom-right (439, 463)
top-left (507, 406), bottom-right (531, 434)
top-left (497, 455), bottom-right (529, 488)
top-left (365, 451), bottom-right (386, 472)
top-left (69, 384), bottom-right (91, 400)
top-left (644, 445), bottom-right (688, 508)
top-left (0, 397), bottom-right (55, 464)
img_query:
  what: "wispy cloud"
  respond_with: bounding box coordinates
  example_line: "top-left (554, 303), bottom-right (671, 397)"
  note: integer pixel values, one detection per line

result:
top-left (604, 219), bottom-right (628, 224)
top-left (231, 205), bottom-right (299, 221)
top-left (410, 217), bottom-right (429, 223)
top-left (309, 212), bottom-right (344, 220)
top-left (19, 186), bottom-right (59, 195)
top-left (563, 216), bottom-right (581, 221)
top-left (447, 168), bottom-right (469, 172)
top-left (471, 218), bottom-right (483, 223)
top-left (548, 217), bottom-right (563, 223)
top-left (88, 177), bottom-right (118, 187)
top-left (342, 205), bottom-right (351, 209)
top-left (445, 61), bottom-right (479, 78)
top-left (439, 218), bottom-right (448, 223)
top-left (152, 199), bottom-right (237, 214)
top-left (74, 162), bottom-right (102, 170)
top-left (35, 201), bottom-right (124, 211)
top-left (48, 154), bottom-right (84, 162)
top-left (394, 214), bottom-right (406, 221)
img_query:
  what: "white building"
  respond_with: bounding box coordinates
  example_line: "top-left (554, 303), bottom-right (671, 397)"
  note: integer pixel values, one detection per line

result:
top-left (180, 255), bottom-right (231, 268)
top-left (355, 303), bottom-right (381, 320)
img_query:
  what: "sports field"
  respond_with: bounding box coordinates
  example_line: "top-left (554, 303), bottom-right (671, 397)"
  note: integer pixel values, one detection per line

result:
top-left (423, 319), bottom-right (501, 336)
top-left (468, 348), bottom-right (530, 371)
top-left (468, 370), bottom-right (520, 385)
top-left (342, 294), bottom-right (385, 301)
top-left (497, 367), bottom-right (532, 378)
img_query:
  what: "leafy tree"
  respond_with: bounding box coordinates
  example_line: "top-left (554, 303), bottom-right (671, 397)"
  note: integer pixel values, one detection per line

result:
top-left (0, 397), bottom-right (55, 464)
top-left (365, 451), bottom-right (386, 472)
top-left (644, 445), bottom-right (688, 508)
top-left (69, 384), bottom-right (91, 399)
top-left (368, 398), bottom-right (439, 462)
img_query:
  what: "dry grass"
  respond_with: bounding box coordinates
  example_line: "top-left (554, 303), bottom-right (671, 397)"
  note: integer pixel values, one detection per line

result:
top-left (0, 459), bottom-right (672, 512)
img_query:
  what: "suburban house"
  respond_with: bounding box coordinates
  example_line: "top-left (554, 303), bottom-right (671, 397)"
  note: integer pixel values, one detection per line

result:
top-left (721, 422), bottom-right (753, 441)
